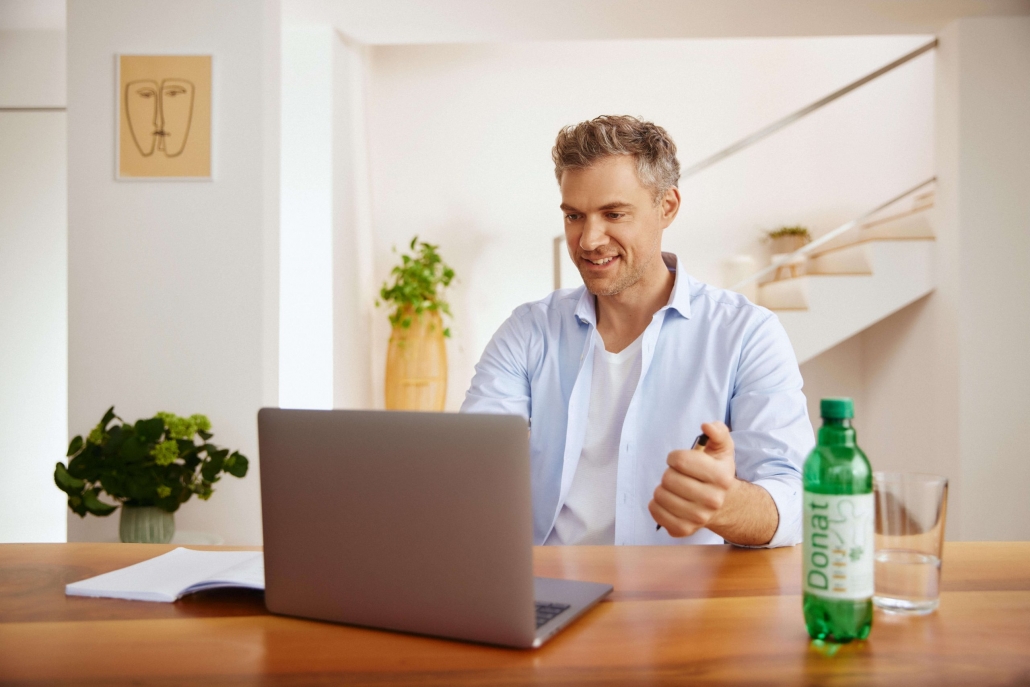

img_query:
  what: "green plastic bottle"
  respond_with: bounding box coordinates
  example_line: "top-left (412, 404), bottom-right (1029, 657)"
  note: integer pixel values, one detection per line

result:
top-left (802, 397), bottom-right (874, 642)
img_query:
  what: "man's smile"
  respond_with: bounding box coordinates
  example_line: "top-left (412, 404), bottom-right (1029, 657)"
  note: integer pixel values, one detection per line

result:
top-left (582, 255), bottom-right (621, 269)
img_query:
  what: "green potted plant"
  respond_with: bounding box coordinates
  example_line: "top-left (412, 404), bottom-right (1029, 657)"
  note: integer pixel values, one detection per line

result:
top-left (55, 407), bottom-right (248, 543)
top-left (377, 236), bottom-right (455, 411)
top-left (765, 225), bottom-right (812, 255)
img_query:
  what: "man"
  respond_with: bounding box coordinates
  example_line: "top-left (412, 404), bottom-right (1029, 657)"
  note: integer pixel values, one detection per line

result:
top-left (461, 115), bottom-right (813, 547)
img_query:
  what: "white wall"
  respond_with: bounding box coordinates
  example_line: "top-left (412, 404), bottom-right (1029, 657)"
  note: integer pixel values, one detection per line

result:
top-left (281, 26), bottom-right (334, 410)
top-left (0, 1), bottom-right (64, 32)
top-left (800, 296), bottom-right (965, 538)
top-left (363, 36), bottom-right (935, 411)
top-left (331, 33), bottom-right (375, 409)
top-left (946, 17), bottom-right (1030, 540)
top-left (798, 333), bottom-right (866, 433)
top-left (0, 29), bottom-right (64, 106)
top-left (66, 0), bottom-right (280, 545)
top-left (0, 30), bottom-right (67, 543)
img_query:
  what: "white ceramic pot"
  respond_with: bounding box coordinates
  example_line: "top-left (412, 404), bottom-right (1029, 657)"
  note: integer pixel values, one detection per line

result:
top-left (119, 505), bottom-right (175, 544)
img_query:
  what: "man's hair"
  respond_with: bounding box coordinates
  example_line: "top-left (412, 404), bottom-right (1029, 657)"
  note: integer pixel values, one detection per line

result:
top-left (552, 115), bottom-right (681, 204)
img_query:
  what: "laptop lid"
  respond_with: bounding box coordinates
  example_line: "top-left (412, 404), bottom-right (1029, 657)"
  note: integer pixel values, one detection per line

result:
top-left (257, 408), bottom-right (537, 647)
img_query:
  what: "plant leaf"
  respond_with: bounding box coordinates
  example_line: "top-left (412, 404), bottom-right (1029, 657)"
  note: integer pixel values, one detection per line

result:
top-left (66, 436), bottom-right (84, 457)
top-left (135, 417), bottom-right (165, 443)
top-left (68, 495), bottom-right (87, 517)
top-left (118, 436), bottom-right (148, 463)
top-left (202, 453), bottom-right (225, 482)
top-left (82, 488), bottom-right (117, 517)
top-left (101, 406), bottom-right (116, 429)
top-left (226, 453), bottom-right (248, 478)
top-left (54, 462), bottom-right (85, 495)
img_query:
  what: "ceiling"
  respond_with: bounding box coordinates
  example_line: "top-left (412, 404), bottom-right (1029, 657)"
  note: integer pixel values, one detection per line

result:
top-left (284, 0), bottom-right (1030, 44)
top-left (3, 0), bottom-right (1027, 41)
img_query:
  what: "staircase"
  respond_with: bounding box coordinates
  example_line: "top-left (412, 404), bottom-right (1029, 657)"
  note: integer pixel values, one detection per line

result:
top-left (756, 186), bottom-right (936, 364)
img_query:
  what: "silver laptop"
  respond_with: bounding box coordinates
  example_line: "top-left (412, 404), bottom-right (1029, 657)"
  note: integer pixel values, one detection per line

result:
top-left (257, 408), bottom-right (612, 648)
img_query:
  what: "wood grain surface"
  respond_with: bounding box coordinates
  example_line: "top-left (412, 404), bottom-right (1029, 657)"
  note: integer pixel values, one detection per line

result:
top-left (1, 542), bottom-right (1028, 685)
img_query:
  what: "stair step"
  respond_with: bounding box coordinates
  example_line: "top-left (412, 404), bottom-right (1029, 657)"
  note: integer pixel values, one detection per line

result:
top-left (813, 212), bottom-right (935, 255)
top-left (759, 238), bottom-right (931, 310)
top-left (807, 242), bottom-right (874, 276)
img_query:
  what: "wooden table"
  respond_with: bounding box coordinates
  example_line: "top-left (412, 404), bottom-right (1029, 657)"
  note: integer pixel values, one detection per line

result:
top-left (1, 542), bottom-right (1028, 685)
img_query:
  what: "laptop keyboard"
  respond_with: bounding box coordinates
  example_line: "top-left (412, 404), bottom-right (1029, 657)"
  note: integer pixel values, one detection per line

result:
top-left (535, 602), bottom-right (571, 629)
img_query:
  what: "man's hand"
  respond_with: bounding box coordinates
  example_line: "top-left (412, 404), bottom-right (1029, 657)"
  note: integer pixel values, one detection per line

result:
top-left (648, 422), bottom-right (737, 538)
top-left (648, 421), bottom-right (779, 546)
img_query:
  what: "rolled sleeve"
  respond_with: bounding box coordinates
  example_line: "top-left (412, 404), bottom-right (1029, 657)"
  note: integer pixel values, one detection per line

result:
top-left (751, 476), bottom-right (802, 548)
top-left (729, 314), bottom-right (814, 548)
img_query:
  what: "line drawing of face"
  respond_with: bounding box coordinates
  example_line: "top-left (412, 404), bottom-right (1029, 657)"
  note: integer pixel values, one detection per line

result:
top-left (125, 78), bottom-right (196, 158)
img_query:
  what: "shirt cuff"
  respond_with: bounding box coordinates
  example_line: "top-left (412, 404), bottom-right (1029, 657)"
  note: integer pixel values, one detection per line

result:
top-left (735, 477), bottom-right (802, 549)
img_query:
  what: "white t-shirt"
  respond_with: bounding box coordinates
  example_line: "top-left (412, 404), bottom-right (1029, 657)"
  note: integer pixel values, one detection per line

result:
top-left (545, 333), bottom-right (643, 545)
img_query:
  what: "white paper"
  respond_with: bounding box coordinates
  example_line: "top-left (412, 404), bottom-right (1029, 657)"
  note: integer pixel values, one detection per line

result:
top-left (65, 547), bottom-right (264, 603)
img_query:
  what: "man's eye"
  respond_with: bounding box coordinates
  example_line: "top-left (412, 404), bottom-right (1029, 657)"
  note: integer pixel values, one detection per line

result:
top-left (564, 214), bottom-right (580, 221)
top-left (607, 213), bottom-right (625, 220)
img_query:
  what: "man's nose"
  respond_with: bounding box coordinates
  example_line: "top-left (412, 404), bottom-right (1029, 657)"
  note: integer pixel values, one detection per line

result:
top-left (579, 216), bottom-right (609, 252)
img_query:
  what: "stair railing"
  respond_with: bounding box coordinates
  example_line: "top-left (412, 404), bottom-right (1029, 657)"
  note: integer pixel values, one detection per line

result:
top-left (730, 177), bottom-right (936, 291)
top-left (679, 39), bottom-right (936, 179)
top-left (553, 38), bottom-right (939, 290)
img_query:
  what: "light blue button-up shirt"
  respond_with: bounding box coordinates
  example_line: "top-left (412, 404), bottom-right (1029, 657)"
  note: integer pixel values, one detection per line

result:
top-left (460, 253), bottom-right (814, 547)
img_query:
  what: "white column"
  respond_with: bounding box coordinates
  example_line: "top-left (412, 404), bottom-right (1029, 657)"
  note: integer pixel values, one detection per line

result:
top-left (332, 33), bottom-right (375, 410)
top-left (280, 26), bottom-right (334, 409)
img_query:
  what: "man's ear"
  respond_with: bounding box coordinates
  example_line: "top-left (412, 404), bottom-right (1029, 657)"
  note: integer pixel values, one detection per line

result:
top-left (659, 187), bottom-right (681, 228)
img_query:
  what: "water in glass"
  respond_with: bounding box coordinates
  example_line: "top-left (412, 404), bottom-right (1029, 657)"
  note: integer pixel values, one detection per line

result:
top-left (873, 548), bottom-right (941, 614)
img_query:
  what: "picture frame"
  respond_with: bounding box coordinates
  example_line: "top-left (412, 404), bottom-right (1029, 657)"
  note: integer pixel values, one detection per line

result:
top-left (116, 54), bottom-right (213, 181)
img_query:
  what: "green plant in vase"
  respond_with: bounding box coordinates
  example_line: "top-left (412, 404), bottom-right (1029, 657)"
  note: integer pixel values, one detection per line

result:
top-left (55, 407), bottom-right (248, 543)
top-left (377, 236), bottom-right (456, 410)
top-left (377, 236), bottom-right (456, 337)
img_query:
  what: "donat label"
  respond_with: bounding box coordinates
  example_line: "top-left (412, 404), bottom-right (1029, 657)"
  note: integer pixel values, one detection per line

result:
top-left (803, 492), bottom-right (874, 600)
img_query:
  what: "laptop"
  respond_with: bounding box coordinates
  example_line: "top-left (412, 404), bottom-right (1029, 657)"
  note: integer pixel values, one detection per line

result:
top-left (257, 408), bottom-right (612, 648)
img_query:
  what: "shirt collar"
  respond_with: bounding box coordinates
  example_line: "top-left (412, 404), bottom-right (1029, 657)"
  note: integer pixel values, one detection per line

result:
top-left (574, 251), bottom-right (693, 325)
top-left (661, 252), bottom-right (693, 319)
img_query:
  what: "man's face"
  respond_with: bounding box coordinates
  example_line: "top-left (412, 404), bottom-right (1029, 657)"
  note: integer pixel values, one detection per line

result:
top-left (560, 155), bottom-right (675, 297)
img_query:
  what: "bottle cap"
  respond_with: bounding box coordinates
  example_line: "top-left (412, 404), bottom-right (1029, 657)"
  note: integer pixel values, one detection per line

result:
top-left (820, 397), bottom-right (854, 419)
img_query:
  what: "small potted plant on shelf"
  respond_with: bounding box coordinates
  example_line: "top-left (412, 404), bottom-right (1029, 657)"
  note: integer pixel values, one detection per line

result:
top-left (55, 407), bottom-right (248, 543)
top-left (377, 236), bottom-right (456, 411)
top-left (765, 225), bottom-right (812, 280)
top-left (765, 225), bottom-right (812, 254)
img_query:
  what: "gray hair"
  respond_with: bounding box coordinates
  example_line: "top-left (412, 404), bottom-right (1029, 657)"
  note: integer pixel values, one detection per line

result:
top-left (552, 115), bottom-right (681, 204)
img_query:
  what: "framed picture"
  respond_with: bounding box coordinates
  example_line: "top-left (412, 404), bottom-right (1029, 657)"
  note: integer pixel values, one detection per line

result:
top-left (117, 54), bottom-right (212, 180)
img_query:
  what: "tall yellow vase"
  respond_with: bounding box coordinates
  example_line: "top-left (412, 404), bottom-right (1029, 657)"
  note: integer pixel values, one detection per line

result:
top-left (384, 309), bottom-right (447, 411)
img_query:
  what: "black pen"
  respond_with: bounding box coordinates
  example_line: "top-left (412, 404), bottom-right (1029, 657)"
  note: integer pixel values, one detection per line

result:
top-left (656, 433), bottom-right (709, 532)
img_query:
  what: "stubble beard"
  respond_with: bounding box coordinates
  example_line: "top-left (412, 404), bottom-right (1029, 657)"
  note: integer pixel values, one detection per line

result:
top-left (582, 254), bottom-right (645, 297)
top-left (579, 232), bottom-right (662, 297)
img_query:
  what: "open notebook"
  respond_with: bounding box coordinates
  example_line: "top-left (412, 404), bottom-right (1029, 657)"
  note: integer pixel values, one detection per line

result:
top-left (65, 547), bottom-right (264, 603)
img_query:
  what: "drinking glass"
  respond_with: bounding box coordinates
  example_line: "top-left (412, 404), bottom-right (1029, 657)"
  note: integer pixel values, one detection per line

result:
top-left (872, 472), bottom-right (948, 614)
